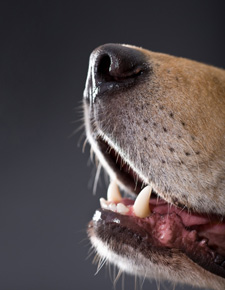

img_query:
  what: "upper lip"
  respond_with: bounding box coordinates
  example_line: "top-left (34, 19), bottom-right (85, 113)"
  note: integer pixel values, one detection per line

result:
top-left (94, 134), bottom-right (225, 219)
top-left (96, 135), bottom-right (187, 209)
top-left (96, 136), bottom-right (146, 195)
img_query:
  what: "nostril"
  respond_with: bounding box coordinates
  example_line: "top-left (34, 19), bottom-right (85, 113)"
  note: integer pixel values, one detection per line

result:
top-left (96, 54), bottom-right (111, 80)
top-left (84, 43), bottom-right (150, 101)
top-left (95, 50), bottom-right (145, 83)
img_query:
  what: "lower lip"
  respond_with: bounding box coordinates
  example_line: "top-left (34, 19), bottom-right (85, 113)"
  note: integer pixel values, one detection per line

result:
top-left (90, 206), bottom-right (225, 278)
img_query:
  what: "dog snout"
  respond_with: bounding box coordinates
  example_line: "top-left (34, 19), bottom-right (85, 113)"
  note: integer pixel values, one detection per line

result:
top-left (84, 43), bottom-right (149, 102)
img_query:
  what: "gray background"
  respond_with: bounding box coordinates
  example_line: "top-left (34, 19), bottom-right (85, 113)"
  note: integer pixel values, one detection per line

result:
top-left (1, 1), bottom-right (225, 289)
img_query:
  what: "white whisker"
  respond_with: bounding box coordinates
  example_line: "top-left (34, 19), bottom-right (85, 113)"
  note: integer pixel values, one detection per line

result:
top-left (95, 257), bottom-right (107, 275)
top-left (93, 163), bottom-right (102, 195)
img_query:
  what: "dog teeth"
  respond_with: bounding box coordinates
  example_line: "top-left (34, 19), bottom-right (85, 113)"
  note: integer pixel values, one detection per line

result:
top-left (107, 180), bottom-right (122, 202)
top-left (109, 203), bottom-right (117, 212)
top-left (100, 182), bottom-right (152, 218)
top-left (117, 203), bottom-right (129, 214)
top-left (99, 197), bottom-right (109, 209)
top-left (133, 185), bottom-right (152, 218)
top-left (99, 198), bottom-right (129, 215)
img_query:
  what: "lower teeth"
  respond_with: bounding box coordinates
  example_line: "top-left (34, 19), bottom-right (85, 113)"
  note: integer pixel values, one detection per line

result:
top-left (99, 197), bottom-right (130, 215)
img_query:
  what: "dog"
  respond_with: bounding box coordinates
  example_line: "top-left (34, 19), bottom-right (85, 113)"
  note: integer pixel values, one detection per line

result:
top-left (83, 44), bottom-right (225, 289)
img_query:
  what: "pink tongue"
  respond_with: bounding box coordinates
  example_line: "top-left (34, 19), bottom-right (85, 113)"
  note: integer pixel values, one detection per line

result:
top-left (151, 202), bottom-right (210, 227)
top-left (150, 199), bottom-right (225, 255)
top-left (121, 197), bottom-right (225, 255)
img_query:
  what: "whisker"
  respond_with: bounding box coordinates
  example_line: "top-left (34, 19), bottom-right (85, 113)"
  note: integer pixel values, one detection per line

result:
top-left (69, 123), bottom-right (85, 138)
top-left (95, 256), bottom-right (107, 275)
top-left (113, 268), bottom-right (123, 287)
top-left (86, 247), bottom-right (96, 260)
top-left (121, 272), bottom-right (125, 290)
top-left (140, 272), bottom-right (146, 288)
top-left (82, 137), bottom-right (88, 153)
top-left (76, 130), bottom-right (85, 145)
top-left (93, 163), bottom-right (102, 195)
top-left (90, 146), bottom-right (94, 162)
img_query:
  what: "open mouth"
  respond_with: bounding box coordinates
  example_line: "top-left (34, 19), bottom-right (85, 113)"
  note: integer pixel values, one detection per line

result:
top-left (89, 135), bottom-right (225, 279)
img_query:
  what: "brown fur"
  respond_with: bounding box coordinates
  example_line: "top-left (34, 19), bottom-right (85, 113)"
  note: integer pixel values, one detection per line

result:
top-left (84, 44), bottom-right (225, 289)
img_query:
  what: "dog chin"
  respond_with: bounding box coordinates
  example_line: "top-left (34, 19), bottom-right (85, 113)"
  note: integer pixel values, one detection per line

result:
top-left (89, 229), bottom-right (225, 290)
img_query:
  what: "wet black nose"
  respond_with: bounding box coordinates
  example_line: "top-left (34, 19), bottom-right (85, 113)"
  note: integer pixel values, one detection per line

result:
top-left (84, 43), bottom-right (148, 102)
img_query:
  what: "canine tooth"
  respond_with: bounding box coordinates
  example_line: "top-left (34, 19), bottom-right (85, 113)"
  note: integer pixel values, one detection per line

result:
top-left (133, 185), bottom-right (152, 218)
top-left (107, 180), bottom-right (122, 202)
top-left (117, 203), bottom-right (129, 215)
top-left (99, 198), bottom-right (109, 209)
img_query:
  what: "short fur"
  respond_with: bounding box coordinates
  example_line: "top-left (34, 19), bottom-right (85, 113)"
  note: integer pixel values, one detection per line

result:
top-left (84, 44), bottom-right (225, 289)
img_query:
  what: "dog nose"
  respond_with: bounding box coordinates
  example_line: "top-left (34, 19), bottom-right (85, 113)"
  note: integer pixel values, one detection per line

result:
top-left (84, 43), bottom-right (148, 102)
